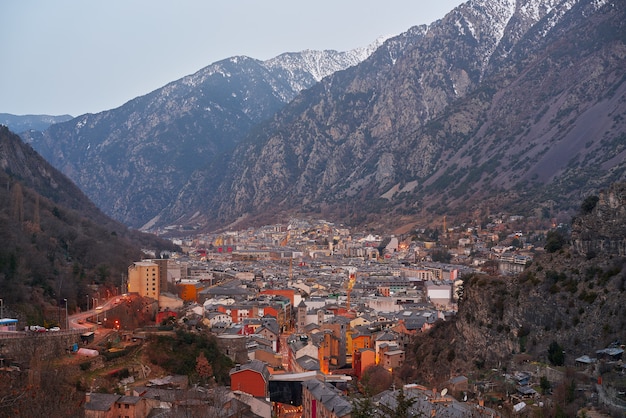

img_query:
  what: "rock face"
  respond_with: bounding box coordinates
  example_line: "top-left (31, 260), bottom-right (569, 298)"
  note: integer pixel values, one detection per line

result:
top-left (572, 183), bottom-right (626, 257)
top-left (410, 186), bottom-right (626, 383)
top-left (195, 0), bottom-right (626, 231)
top-left (23, 45), bottom-right (385, 229)
top-left (25, 0), bottom-right (626, 231)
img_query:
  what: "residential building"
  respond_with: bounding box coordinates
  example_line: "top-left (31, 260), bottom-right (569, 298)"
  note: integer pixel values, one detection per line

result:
top-left (302, 379), bottom-right (352, 418)
top-left (353, 348), bottom-right (376, 379)
top-left (128, 261), bottom-right (160, 300)
top-left (229, 360), bottom-right (270, 398)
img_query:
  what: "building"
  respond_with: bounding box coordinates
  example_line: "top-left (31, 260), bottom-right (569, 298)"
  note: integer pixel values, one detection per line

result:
top-left (158, 292), bottom-right (184, 311)
top-left (128, 261), bottom-right (160, 300)
top-left (84, 393), bottom-right (150, 418)
top-left (297, 300), bottom-right (308, 333)
top-left (381, 348), bottom-right (405, 371)
top-left (177, 281), bottom-right (207, 302)
top-left (353, 348), bottom-right (376, 379)
top-left (302, 379), bottom-right (352, 418)
top-left (229, 360), bottom-right (270, 398)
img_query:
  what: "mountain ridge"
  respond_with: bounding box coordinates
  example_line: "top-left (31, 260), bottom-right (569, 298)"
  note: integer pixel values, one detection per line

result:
top-left (23, 42), bottom-right (386, 228)
top-left (23, 0), bottom-right (626, 234)
top-left (0, 125), bottom-right (176, 316)
top-left (196, 0), bottom-right (625, 231)
top-left (0, 113), bottom-right (73, 133)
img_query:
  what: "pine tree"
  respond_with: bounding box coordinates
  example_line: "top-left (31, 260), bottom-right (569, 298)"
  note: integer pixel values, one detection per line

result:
top-left (389, 387), bottom-right (417, 418)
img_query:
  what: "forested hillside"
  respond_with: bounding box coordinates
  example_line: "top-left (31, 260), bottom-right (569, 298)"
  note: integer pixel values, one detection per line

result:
top-left (0, 125), bottom-right (176, 324)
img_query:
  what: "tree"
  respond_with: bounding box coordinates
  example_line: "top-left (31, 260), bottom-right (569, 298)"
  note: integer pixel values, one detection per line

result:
top-left (431, 248), bottom-right (451, 263)
top-left (545, 230), bottom-right (566, 253)
top-left (540, 375), bottom-right (551, 394)
top-left (389, 387), bottom-right (417, 418)
top-left (196, 351), bottom-right (214, 386)
top-left (352, 395), bottom-right (377, 418)
top-left (11, 182), bottom-right (24, 223)
top-left (361, 365), bottom-right (392, 395)
top-left (548, 341), bottom-right (565, 366)
top-left (580, 195), bottom-right (599, 214)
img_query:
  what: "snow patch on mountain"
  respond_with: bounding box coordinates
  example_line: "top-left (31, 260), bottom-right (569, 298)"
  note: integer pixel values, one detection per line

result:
top-left (262, 36), bottom-right (389, 92)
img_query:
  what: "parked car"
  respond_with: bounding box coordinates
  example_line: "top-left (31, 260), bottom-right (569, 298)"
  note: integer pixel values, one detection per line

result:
top-left (28, 325), bottom-right (46, 332)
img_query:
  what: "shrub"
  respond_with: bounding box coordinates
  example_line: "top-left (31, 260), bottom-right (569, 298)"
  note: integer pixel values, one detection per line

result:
top-left (548, 341), bottom-right (565, 366)
top-left (545, 230), bottom-right (566, 253)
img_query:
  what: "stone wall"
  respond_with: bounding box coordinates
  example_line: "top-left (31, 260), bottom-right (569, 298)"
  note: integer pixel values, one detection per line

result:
top-left (0, 332), bottom-right (82, 364)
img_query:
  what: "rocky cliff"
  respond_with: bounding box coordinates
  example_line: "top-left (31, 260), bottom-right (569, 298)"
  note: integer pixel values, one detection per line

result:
top-left (204, 0), bottom-right (626, 232)
top-left (571, 183), bottom-right (626, 257)
top-left (411, 184), bottom-right (626, 384)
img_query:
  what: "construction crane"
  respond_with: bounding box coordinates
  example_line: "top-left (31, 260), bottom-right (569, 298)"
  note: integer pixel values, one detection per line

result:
top-left (346, 267), bottom-right (356, 310)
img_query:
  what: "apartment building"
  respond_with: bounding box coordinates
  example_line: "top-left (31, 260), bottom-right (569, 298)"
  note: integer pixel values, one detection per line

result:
top-left (128, 261), bottom-right (160, 300)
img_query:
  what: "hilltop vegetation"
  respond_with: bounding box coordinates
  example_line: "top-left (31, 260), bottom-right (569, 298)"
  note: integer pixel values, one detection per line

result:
top-left (0, 125), bottom-right (177, 324)
top-left (402, 185), bottom-right (626, 415)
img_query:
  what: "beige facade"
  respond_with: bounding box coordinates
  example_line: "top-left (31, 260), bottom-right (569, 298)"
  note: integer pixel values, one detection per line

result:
top-left (128, 261), bottom-right (160, 300)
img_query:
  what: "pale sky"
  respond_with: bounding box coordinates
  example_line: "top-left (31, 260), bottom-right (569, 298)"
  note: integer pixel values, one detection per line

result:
top-left (0, 1), bottom-right (464, 117)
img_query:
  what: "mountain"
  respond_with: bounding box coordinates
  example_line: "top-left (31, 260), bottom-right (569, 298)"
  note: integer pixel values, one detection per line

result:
top-left (198, 0), bottom-right (626, 231)
top-left (23, 42), bottom-right (386, 229)
top-left (0, 125), bottom-right (176, 321)
top-left (24, 0), bottom-right (626, 233)
top-left (409, 184), bottom-right (626, 411)
top-left (0, 113), bottom-right (73, 133)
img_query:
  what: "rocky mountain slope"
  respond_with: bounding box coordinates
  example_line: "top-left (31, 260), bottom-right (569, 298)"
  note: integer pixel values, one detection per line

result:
top-left (0, 113), bottom-right (73, 133)
top-left (200, 0), bottom-right (625, 231)
top-left (411, 183), bottom-right (626, 385)
top-left (0, 125), bottom-right (176, 319)
top-left (23, 42), bottom-right (386, 228)
top-left (23, 0), bottom-right (626, 233)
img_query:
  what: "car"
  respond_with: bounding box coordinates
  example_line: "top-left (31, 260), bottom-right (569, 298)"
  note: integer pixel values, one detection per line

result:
top-left (29, 325), bottom-right (46, 332)
top-left (95, 306), bottom-right (103, 311)
top-left (48, 326), bottom-right (60, 332)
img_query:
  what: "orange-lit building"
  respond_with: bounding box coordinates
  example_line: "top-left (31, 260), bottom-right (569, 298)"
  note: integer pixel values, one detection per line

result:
top-left (353, 348), bottom-right (376, 379)
top-left (350, 331), bottom-right (373, 357)
top-left (128, 261), bottom-right (160, 300)
top-left (317, 330), bottom-right (342, 374)
top-left (177, 282), bottom-right (206, 302)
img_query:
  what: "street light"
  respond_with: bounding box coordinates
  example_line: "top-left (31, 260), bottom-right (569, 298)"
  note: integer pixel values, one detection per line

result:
top-left (64, 298), bottom-right (68, 330)
top-left (86, 294), bottom-right (89, 311)
top-left (0, 299), bottom-right (3, 319)
top-left (93, 297), bottom-right (99, 324)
